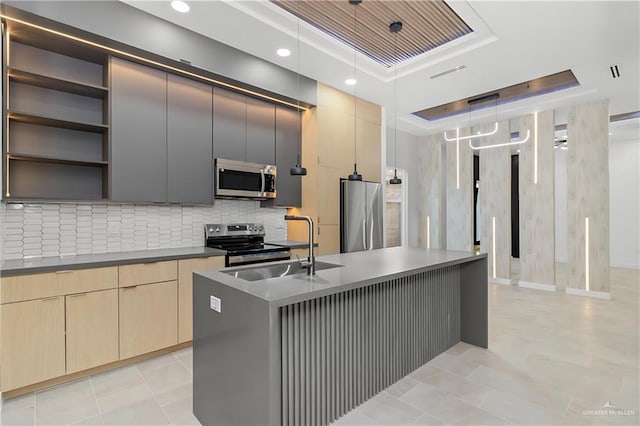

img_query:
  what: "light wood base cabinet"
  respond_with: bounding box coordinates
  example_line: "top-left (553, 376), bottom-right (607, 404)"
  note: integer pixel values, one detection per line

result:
top-left (66, 289), bottom-right (119, 374)
top-left (290, 248), bottom-right (310, 260)
top-left (0, 297), bottom-right (65, 391)
top-left (178, 257), bottom-right (225, 343)
top-left (119, 280), bottom-right (178, 359)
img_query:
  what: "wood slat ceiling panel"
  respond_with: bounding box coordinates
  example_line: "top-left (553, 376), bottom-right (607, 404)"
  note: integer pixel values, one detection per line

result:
top-left (272, 0), bottom-right (473, 67)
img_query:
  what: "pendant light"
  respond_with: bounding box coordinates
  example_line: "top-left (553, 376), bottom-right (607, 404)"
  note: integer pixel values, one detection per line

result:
top-left (389, 21), bottom-right (402, 185)
top-left (347, 0), bottom-right (363, 181)
top-left (290, 1), bottom-right (307, 176)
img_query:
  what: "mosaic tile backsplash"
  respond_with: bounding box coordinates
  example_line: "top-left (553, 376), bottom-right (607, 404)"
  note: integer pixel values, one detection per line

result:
top-left (0, 200), bottom-right (288, 260)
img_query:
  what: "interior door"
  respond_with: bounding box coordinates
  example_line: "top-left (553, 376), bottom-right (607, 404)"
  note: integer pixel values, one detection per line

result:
top-left (366, 182), bottom-right (384, 250)
top-left (341, 180), bottom-right (366, 252)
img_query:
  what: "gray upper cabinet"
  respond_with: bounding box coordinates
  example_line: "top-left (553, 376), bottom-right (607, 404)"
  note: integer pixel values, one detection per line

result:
top-left (110, 57), bottom-right (168, 202)
top-left (167, 74), bottom-right (214, 203)
top-left (269, 106), bottom-right (301, 207)
top-left (213, 87), bottom-right (246, 162)
top-left (246, 98), bottom-right (275, 165)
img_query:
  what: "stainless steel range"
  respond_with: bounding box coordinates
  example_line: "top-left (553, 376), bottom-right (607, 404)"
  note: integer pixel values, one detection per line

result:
top-left (204, 223), bottom-right (291, 267)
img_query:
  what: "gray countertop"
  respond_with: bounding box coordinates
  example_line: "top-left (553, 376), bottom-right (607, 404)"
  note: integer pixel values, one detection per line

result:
top-left (265, 240), bottom-right (318, 249)
top-left (196, 246), bottom-right (486, 307)
top-left (1, 247), bottom-right (225, 277)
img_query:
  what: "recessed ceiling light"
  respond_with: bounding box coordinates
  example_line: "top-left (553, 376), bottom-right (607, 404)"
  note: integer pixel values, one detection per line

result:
top-left (277, 48), bottom-right (291, 57)
top-left (171, 0), bottom-right (190, 13)
top-left (345, 78), bottom-right (357, 85)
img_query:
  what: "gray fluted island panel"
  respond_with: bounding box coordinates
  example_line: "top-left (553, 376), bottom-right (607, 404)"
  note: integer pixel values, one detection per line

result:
top-left (193, 247), bottom-right (487, 426)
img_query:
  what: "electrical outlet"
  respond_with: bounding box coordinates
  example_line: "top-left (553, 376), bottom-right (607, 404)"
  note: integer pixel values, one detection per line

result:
top-left (210, 295), bottom-right (221, 313)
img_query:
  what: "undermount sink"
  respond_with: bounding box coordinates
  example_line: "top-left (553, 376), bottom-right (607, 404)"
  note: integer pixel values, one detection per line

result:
top-left (222, 261), bottom-right (343, 281)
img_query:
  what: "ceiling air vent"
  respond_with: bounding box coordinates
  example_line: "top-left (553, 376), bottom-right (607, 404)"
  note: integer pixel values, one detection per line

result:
top-left (610, 65), bottom-right (621, 78)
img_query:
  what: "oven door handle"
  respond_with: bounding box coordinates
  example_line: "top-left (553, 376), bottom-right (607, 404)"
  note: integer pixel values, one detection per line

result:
top-left (260, 169), bottom-right (266, 198)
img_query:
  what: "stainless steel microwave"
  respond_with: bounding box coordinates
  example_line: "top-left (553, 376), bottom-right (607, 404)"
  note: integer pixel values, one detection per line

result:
top-left (214, 158), bottom-right (276, 200)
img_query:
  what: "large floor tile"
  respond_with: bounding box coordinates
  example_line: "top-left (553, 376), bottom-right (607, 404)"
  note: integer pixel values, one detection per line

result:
top-left (155, 382), bottom-right (192, 407)
top-left (330, 409), bottom-right (381, 426)
top-left (138, 361), bottom-right (192, 397)
top-left (411, 413), bottom-right (449, 425)
top-left (90, 365), bottom-right (145, 400)
top-left (96, 383), bottom-right (155, 415)
top-left (162, 396), bottom-right (201, 426)
top-left (0, 393), bottom-right (35, 426)
top-left (101, 398), bottom-right (170, 426)
top-left (386, 375), bottom-right (421, 398)
top-left (34, 379), bottom-right (99, 426)
top-left (71, 415), bottom-right (104, 426)
top-left (135, 354), bottom-right (177, 372)
top-left (400, 382), bottom-right (488, 424)
top-left (477, 387), bottom-right (561, 425)
top-left (356, 391), bottom-right (423, 425)
top-left (173, 349), bottom-right (193, 372)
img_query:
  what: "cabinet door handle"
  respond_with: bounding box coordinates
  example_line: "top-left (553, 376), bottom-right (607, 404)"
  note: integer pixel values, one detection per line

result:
top-left (122, 286), bottom-right (137, 289)
top-left (41, 297), bottom-right (61, 302)
top-left (68, 293), bottom-right (87, 298)
top-left (56, 270), bottom-right (73, 274)
top-left (143, 261), bottom-right (158, 265)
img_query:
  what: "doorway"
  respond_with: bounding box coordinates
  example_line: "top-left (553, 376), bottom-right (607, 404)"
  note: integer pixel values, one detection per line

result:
top-left (384, 168), bottom-right (406, 247)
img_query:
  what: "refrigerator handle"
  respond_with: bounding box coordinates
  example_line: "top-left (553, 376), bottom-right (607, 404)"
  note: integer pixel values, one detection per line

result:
top-left (362, 220), bottom-right (367, 250)
top-left (369, 215), bottom-right (374, 250)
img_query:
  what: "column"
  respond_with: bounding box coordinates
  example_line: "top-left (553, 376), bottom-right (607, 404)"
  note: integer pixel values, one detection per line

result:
top-left (566, 100), bottom-right (610, 298)
top-left (446, 128), bottom-right (474, 251)
top-left (518, 110), bottom-right (556, 291)
top-left (478, 120), bottom-right (511, 284)
top-left (418, 134), bottom-right (442, 248)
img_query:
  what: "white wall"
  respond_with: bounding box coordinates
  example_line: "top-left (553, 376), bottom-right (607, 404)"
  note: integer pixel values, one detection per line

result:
top-left (386, 128), bottom-right (419, 247)
top-left (609, 138), bottom-right (640, 268)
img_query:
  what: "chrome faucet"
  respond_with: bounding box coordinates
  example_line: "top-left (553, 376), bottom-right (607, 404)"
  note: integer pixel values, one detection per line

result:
top-left (284, 215), bottom-right (315, 275)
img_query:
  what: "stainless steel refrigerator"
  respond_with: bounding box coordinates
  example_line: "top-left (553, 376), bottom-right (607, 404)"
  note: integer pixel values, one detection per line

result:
top-left (340, 179), bottom-right (383, 253)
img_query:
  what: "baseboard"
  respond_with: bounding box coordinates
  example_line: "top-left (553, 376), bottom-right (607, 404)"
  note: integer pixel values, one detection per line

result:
top-left (566, 287), bottom-right (611, 300)
top-left (490, 277), bottom-right (511, 285)
top-left (518, 281), bottom-right (556, 292)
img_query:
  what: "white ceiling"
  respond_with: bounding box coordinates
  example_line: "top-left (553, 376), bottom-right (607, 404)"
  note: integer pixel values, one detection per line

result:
top-left (122, 0), bottom-right (639, 140)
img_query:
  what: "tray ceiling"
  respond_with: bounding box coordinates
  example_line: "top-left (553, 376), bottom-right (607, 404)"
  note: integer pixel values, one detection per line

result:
top-left (271, 0), bottom-right (473, 67)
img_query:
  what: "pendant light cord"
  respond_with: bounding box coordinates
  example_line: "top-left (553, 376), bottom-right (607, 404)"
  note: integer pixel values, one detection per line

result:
top-left (353, 3), bottom-right (357, 164)
top-left (297, 1), bottom-right (301, 163)
top-left (394, 30), bottom-right (398, 174)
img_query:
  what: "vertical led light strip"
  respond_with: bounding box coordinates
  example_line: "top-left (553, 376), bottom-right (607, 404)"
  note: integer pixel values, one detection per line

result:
top-left (426, 216), bottom-right (431, 249)
top-left (533, 112), bottom-right (538, 184)
top-left (492, 216), bottom-right (497, 278)
top-left (456, 128), bottom-right (460, 190)
top-left (585, 217), bottom-right (590, 291)
top-left (4, 30), bottom-right (10, 197)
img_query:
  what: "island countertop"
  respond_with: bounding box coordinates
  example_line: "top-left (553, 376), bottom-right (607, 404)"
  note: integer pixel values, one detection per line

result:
top-left (195, 246), bottom-right (486, 307)
top-left (193, 246), bottom-right (488, 426)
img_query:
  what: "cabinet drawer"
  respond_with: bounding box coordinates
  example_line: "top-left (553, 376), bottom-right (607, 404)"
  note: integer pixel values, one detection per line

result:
top-left (0, 266), bottom-right (118, 304)
top-left (62, 267), bottom-right (118, 294)
top-left (118, 260), bottom-right (177, 287)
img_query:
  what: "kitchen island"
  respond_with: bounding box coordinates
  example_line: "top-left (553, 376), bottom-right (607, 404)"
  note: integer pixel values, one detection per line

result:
top-left (193, 247), bottom-right (487, 426)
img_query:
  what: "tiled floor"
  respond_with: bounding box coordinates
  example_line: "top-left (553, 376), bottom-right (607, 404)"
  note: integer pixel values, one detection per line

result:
top-left (1, 266), bottom-right (638, 425)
